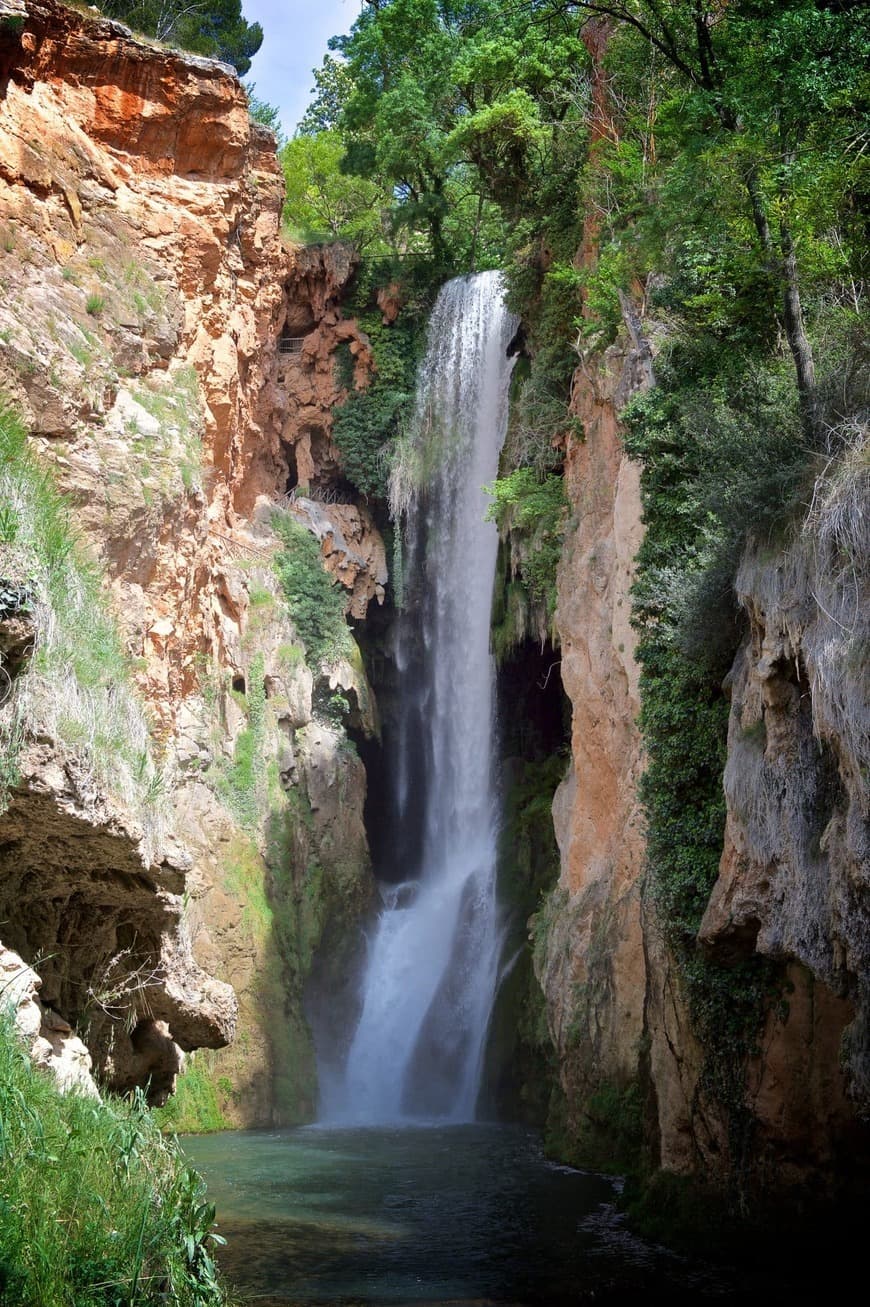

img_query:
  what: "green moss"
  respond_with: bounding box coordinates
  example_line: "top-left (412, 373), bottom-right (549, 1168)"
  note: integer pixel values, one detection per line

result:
top-left (214, 652), bottom-right (266, 830)
top-left (486, 755), bottom-right (566, 1122)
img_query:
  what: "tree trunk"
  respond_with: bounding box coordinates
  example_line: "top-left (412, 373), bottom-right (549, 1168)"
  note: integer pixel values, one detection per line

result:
top-left (743, 160), bottom-right (817, 442)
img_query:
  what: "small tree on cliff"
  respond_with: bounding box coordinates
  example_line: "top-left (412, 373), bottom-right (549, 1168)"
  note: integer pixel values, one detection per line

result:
top-left (99, 0), bottom-right (263, 75)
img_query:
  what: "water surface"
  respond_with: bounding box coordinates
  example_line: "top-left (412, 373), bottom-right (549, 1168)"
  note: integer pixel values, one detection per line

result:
top-left (184, 1123), bottom-right (747, 1305)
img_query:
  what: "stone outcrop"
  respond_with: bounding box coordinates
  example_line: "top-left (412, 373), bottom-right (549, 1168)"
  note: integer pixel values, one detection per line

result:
top-left (1, 941), bottom-right (99, 1098)
top-left (695, 530), bottom-right (869, 1182)
top-left (0, 740), bottom-right (236, 1102)
top-left (0, 0), bottom-right (377, 1117)
top-left (538, 305), bottom-right (651, 1145)
top-left (543, 304), bottom-right (870, 1197)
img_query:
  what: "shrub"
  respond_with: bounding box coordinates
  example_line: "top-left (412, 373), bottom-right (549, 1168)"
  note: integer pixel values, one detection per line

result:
top-left (271, 511), bottom-right (350, 669)
top-left (331, 308), bottom-right (425, 502)
top-left (84, 292), bottom-right (105, 316)
top-left (0, 1015), bottom-right (228, 1306)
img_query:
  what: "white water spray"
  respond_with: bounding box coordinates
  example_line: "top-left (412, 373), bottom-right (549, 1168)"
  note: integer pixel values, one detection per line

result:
top-left (323, 271), bottom-right (517, 1124)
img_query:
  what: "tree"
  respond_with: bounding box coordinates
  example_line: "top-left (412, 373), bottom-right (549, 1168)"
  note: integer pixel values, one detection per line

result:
top-left (298, 55), bottom-right (355, 136)
top-left (523, 0), bottom-right (870, 438)
top-left (329, 0), bottom-right (587, 263)
top-left (99, 0), bottom-right (263, 75)
top-left (280, 131), bottom-right (392, 250)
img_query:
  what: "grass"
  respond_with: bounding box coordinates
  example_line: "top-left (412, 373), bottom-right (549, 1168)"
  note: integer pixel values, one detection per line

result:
top-left (85, 292), bottom-right (105, 316)
top-left (0, 1015), bottom-right (229, 1306)
top-left (213, 653), bottom-right (266, 829)
top-left (0, 398), bottom-right (167, 851)
top-left (131, 366), bottom-right (204, 495)
top-left (153, 1053), bottom-right (231, 1134)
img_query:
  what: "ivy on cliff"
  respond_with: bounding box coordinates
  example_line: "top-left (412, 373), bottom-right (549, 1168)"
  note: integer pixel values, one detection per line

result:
top-left (272, 512), bottom-right (351, 669)
top-left (622, 330), bottom-right (816, 1170)
top-left (330, 304), bottom-right (426, 504)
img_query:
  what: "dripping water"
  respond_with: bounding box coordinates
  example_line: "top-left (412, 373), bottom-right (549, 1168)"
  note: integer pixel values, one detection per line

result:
top-left (322, 270), bottom-right (517, 1124)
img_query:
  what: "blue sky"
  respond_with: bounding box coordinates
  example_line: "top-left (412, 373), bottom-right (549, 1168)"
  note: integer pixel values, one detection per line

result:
top-left (243, 1), bottom-right (363, 139)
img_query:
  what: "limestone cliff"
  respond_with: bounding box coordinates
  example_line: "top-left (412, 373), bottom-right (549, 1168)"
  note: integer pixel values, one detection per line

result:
top-left (539, 301), bottom-right (870, 1199)
top-left (0, 0), bottom-right (379, 1121)
top-left (537, 307), bottom-right (650, 1157)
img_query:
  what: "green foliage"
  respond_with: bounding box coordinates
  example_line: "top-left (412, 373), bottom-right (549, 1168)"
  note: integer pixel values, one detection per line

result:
top-left (0, 1015), bottom-right (227, 1306)
top-left (297, 54), bottom-right (354, 136)
top-left (84, 292), bottom-right (104, 316)
top-left (331, 307), bottom-right (425, 501)
top-left (97, 0), bottom-right (263, 74)
top-left (153, 1053), bottom-right (231, 1134)
top-left (559, 1079), bottom-right (645, 1174)
top-left (217, 652), bottom-right (265, 828)
top-left (272, 512), bottom-right (350, 668)
top-left (621, 334), bottom-right (808, 1159)
top-left (486, 467), bottom-right (566, 628)
top-left (280, 130), bottom-right (391, 249)
top-left (244, 82), bottom-right (284, 144)
top-left (324, 0), bottom-right (586, 266)
top-left (0, 398), bottom-right (165, 840)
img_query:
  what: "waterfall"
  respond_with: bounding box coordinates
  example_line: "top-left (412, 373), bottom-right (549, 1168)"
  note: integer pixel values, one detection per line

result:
top-left (323, 271), bottom-right (517, 1125)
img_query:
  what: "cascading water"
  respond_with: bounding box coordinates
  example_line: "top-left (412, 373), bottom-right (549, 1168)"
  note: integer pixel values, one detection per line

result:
top-left (323, 271), bottom-right (517, 1125)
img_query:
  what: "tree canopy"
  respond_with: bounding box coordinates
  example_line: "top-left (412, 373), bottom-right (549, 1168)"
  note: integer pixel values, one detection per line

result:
top-left (99, 0), bottom-right (263, 75)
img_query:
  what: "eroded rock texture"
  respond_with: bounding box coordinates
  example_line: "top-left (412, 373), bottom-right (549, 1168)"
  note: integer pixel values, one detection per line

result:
top-left (538, 306), bottom-right (651, 1147)
top-left (0, 0), bottom-right (377, 1116)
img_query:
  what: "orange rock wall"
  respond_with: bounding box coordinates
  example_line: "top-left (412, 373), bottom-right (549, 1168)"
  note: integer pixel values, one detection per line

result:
top-left (0, 0), bottom-right (378, 1121)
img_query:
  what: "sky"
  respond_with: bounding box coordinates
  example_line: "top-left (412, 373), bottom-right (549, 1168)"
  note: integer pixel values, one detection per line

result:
top-left (242, 0), bottom-right (364, 140)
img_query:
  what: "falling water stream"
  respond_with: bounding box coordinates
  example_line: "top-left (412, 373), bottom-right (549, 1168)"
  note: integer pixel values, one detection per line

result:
top-left (324, 271), bottom-right (517, 1125)
top-left (182, 274), bottom-right (783, 1305)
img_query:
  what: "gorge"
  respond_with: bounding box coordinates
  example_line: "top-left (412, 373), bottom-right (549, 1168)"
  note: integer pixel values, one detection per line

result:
top-left (0, 1), bottom-right (868, 1304)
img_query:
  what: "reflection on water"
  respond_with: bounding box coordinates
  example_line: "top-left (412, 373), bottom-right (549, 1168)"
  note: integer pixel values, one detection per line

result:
top-left (183, 1124), bottom-right (740, 1305)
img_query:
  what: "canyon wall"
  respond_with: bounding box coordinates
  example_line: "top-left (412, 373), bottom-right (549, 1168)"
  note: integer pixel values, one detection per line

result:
top-left (537, 312), bottom-right (649, 1158)
top-left (542, 309), bottom-right (870, 1199)
top-left (0, 0), bottom-right (379, 1122)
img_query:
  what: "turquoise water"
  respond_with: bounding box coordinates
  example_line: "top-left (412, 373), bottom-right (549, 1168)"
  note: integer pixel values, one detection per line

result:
top-left (183, 1123), bottom-right (746, 1305)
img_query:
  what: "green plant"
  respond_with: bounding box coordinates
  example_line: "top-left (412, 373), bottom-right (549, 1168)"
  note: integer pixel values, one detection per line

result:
top-left (216, 651), bottom-right (266, 829)
top-left (154, 1053), bottom-right (231, 1134)
top-left (486, 467), bottom-right (566, 631)
top-left (330, 308), bottom-right (426, 502)
top-left (272, 512), bottom-right (350, 669)
top-left (0, 1014), bottom-right (228, 1305)
top-left (0, 503), bottom-right (19, 544)
top-left (0, 397), bottom-right (166, 844)
top-left (84, 292), bottom-right (105, 316)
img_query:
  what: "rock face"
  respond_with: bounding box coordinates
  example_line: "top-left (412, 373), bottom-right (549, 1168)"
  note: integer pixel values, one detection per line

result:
top-left (529, 16), bottom-right (870, 1202)
top-left (542, 307), bottom-right (870, 1194)
top-left (1, 941), bottom-right (99, 1098)
top-left (0, 0), bottom-right (377, 1118)
top-left (0, 741), bottom-right (236, 1101)
top-left (538, 307), bottom-right (651, 1148)
top-left (696, 533), bottom-right (869, 1182)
